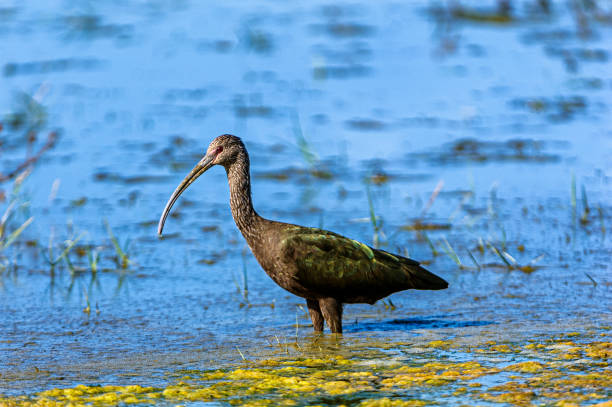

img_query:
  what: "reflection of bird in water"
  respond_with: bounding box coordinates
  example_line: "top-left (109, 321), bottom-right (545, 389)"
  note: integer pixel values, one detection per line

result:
top-left (158, 135), bottom-right (448, 334)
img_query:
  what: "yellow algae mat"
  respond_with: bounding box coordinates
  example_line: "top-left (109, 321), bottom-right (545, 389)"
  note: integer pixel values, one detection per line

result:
top-left (1, 330), bottom-right (610, 407)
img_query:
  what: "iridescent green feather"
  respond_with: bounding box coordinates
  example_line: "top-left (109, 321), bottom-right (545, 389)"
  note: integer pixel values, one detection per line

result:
top-left (279, 226), bottom-right (446, 302)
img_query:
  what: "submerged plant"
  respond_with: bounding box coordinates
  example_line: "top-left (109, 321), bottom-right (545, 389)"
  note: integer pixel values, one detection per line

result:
top-left (580, 184), bottom-right (590, 225)
top-left (43, 230), bottom-right (85, 272)
top-left (366, 182), bottom-right (383, 248)
top-left (87, 247), bottom-right (100, 274)
top-left (466, 248), bottom-right (481, 270)
top-left (0, 170), bottom-right (34, 270)
top-left (0, 212), bottom-right (33, 252)
top-left (570, 173), bottom-right (598, 227)
top-left (291, 111), bottom-right (332, 180)
top-left (440, 236), bottom-right (464, 269)
top-left (422, 232), bottom-right (439, 257)
top-left (104, 220), bottom-right (131, 269)
top-left (4, 90), bottom-right (48, 135)
top-left (486, 240), bottom-right (543, 273)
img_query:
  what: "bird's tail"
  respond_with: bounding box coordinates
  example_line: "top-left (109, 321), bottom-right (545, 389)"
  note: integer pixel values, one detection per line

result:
top-left (406, 264), bottom-right (448, 290)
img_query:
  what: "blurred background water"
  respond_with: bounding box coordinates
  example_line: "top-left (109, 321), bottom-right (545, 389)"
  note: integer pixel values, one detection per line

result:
top-left (0, 0), bottom-right (610, 396)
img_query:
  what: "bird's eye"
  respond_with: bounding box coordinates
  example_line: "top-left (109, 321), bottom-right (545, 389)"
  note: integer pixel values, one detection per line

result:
top-left (215, 146), bottom-right (224, 155)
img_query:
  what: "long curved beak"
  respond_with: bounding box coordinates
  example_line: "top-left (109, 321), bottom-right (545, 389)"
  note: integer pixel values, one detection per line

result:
top-left (158, 154), bottom-right (215, 236)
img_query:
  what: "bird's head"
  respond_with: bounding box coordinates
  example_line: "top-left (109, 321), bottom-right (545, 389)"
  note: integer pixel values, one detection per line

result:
top-left (157, 134), bottom-right (245, 236)
top-left (205, 134), bottom-right (246, 168)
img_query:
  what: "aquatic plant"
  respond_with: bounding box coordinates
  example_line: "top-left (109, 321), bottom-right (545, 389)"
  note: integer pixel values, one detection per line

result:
top-left (0, 173), bottom-right (34, 258)
top-left (233, 247), bottom-right (250, 305)
top-left (0, 90), bottom-right (58, 184)
top-left (2, 331), bottom-right (610, 407)
top-left (440, 236), bottom-right (464, 269)
top-left (104, 220), bottom-right (131, 269)
top-left (291, 112), bottom-right (332, 180)
top-left (365, 181), bottom-right (383, 249)
top-left (43, 230), bottom-right (85, 273)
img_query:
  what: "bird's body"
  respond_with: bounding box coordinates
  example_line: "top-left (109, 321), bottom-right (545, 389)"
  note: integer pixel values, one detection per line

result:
top-left (158, 135), bottom-right (448, 333)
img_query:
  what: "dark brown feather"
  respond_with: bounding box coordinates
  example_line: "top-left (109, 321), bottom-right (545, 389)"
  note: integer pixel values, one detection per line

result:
top-left (277, 225), bottom-right (447, 304)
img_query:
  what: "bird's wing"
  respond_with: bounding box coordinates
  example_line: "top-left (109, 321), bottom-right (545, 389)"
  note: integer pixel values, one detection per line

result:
top-left (279, 227), bottom-right (446, 301)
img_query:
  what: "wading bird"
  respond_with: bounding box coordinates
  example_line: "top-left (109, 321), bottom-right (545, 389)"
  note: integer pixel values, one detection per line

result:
top-left (158, 135), bottom-right (448, 333)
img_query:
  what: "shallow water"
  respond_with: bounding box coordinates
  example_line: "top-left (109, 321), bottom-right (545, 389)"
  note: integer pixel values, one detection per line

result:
top-left (0, 0), bottom-right (610, 404)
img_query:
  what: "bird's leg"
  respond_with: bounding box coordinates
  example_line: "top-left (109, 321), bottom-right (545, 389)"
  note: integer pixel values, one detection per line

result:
top-left (319, 297), bottom-right (343, 334)
top-left (306, 299), bottom-right (324, 332)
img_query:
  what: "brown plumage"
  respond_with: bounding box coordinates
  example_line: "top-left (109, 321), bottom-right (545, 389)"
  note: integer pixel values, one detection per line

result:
top-left (158, 135), bottom-right (448, 334)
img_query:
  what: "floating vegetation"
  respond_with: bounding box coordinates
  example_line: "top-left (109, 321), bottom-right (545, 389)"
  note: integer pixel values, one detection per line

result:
top-left (313, 64), bottom-right (372, 80)
top-left (163, 88), bottom-right (208, 102)
top-left (368, 173), bottom-right (389, 185)
top-left (70, 197), bottom-right (87, 207)
top-left (511, 96), bottom-right (587, 120)
top-left (93, 172), bottom-right (171, 184)
top-left (62, 14), bottom-right (133, 41)
top-left (362, 169), bottom-right (432, 186)
top-left (235, 105), bottom-right (275, 118)
top-left (545, 46), bottom-right (609, 72)
top-left (346, 118), bottom-right (386, 131)
top-left (197, 250), bottom-right (226, 265)
top-left (408, 138), bottom-right (563, 166)
top-left (3, 58), bottom-right (104, 77)
top-left (242, 27), bottom-right (274, 54)
top-left (429, 1), bottom-right (514, 25)
top-left (401, 221), bottom-right (451, 231)
top-left (310, 22), bottom-right (374, 38)
top-left (1, 332), bottom-right (609, 406)
top-left (254, 166), bottom-right (333, 182)
top-left (450, 2), bottom-right (514, 24)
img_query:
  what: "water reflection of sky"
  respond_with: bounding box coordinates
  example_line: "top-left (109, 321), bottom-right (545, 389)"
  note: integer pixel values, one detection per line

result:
top-left (1, 0), bottom-right (610, 394)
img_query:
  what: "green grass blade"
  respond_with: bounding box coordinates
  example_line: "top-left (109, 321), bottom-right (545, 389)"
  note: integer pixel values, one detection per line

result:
top-left (87, 248), bottom-right (99, 274)
top-left (488, 242), bottom-right (513, 268)
top-left (54, 233), bottom-right (85, 265)
top-left (365, 182), bottom-right (381, 248)
top-left (467, 249), bottom-right (480, 270)
top-left (292, 112), bottom-right (317, 167)
top-left (365, 183), bottom-right (378, 230)
top-left (104, 220), bottom-right (129, 268)
top-left (423, 232), bottom-right (438, 257)
top-left (584, 272), bottom-right (597, 287)
top-left (0, 201), bottom-right (17, 240)
top-left (441, 237), bottom-right (462, 267)
top-left (501, 250), bottom-right (518, 265)
top-left (236, 346), bottom-right (247, 361)
top-left (2, 216), bottom-right (33, 249)
top-left (580, 185), bottom-right (590, 224)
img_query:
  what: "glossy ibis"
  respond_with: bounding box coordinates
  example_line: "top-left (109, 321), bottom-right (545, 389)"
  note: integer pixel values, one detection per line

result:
top-left (158, 135), bottom-right (448, 333)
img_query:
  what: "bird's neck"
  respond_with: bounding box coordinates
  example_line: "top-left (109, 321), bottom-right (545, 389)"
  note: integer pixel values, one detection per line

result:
top-left (225, 152), bottom-right (262, 242)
